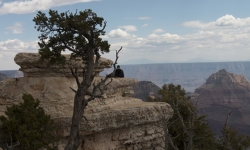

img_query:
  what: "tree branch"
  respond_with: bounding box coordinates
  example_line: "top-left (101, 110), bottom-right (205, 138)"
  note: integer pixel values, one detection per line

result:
top-left (113, 46), bottom-right (123, 70)
top-left (70, 68), bottom-right (80, 88)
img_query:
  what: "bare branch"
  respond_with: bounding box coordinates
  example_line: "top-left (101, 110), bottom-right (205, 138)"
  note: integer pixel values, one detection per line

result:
top-left (70, 68), bottom-right (80, 88)
top-left (224, 108), bottom-right (239, 129)
top-left (113, 46), bottom-right (123, 70)
top-left (70, 87), bottom-right (77, 93)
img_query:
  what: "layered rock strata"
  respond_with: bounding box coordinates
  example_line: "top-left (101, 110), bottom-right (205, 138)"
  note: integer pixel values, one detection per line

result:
top-left (14, 53), bottom-right (113, 77)
top-left (0, 53), bottom-right (173, 150)
top-left (190, 69), bottom-right (250, 135)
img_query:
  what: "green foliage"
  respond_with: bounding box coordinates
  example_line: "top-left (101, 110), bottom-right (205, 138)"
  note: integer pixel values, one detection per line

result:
top-left (0, 94), bottom-right (60, 150)
top-left (33, 9), bottom-right (110, 65)
top-left (217, 127), bottom-right (250, 150)
top-left (149, 83), bottom-right (216, 150)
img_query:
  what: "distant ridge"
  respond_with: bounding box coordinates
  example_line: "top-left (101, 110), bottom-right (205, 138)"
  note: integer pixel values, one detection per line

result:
top-left (101, 61), bottom-right (250, 92)
top-left (121, 58), bottom-right (158, 65)
top-left (0, 70), bottom-right (23, 78)
top-left (0, 73), bottom-right (7, 81)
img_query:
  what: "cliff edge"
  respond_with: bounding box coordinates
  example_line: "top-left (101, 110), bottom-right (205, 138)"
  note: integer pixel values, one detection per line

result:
top-left (0, 53), bottom-right (173, 150)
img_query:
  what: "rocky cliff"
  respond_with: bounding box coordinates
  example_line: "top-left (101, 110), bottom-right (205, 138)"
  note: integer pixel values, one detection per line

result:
top-left (132, 81), bottom-right (160, 101)
top-left (0, 53), bottom-right (173, 150)
top-left (191, 69), bottom-right (250, 135)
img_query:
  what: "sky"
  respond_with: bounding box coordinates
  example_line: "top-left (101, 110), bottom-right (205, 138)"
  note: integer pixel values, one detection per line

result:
top-left (0, 0), bottom-right (250, 70)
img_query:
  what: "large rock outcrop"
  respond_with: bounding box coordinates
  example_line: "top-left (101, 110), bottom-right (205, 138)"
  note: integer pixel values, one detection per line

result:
top-left (190, 69), bottom-right (250, 135)
top-left (0, 53), bottom-right (173, 150)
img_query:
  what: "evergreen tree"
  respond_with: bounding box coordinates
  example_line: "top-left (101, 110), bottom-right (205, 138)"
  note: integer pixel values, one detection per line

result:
top-left (148, 83), bottom-right (216, 150)
top-left (0, 94), bottom-right (60, 150)
top-left (33, 9), bottom-right (113, 150)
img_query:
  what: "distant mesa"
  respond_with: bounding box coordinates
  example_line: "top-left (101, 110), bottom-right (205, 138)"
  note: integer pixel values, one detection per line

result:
top-left (191, 69), bottom-right (250, 136)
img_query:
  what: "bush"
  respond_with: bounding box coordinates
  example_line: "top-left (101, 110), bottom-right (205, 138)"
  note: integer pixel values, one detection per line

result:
top-left (0, 94), bottom-right (60, 150)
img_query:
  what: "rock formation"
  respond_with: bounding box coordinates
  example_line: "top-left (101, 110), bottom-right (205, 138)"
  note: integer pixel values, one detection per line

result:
top-left (132, 81), bottom-right (160, 101)
top-left (0, 53), bottom-right (173, 150)
top-left (190, 69), bottom-right (250, 135)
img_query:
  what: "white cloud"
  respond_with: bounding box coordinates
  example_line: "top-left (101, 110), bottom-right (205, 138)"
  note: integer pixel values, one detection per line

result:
top-left (215, 14), bottom-right (238, 26)
top-left (183, 14), bottom-right (250, 29)
top-left (0, 0), bottom-right (99, 15)
top-left (107, 29), bottom-right (136, 39)
top-left (142, 24), bottom-right (148, 27)
top-left (138, 16), bottom-right (151, 20)
top-left (0, 39), bottom-right (39, 69)
top-left (6, 22), bottom-right (24, 34)
top-left (182, 20), bottom-right (210, 28)
top-left (0, 39), bottom-right (38, 52)
top-left (152, 28), bottom-right (165, 33)
top-left (105, 15), bottom-right (250, 63)
top-left (118, 25), bottom-right (137, 32)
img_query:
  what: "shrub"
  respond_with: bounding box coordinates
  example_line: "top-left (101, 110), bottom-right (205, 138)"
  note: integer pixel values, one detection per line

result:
top-left (0, 94), bottom-right (60, 150)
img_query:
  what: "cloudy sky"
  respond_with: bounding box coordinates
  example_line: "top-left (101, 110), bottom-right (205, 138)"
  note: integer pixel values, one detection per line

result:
top-left (0, 0), bottom-right (250, 70)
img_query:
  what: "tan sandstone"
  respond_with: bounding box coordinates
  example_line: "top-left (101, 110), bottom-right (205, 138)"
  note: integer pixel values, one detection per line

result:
top-left (0, 53), bottom-right (173, 150)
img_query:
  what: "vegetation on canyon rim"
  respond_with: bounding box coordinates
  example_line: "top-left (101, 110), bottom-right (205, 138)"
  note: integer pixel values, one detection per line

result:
top-left (0, 94), bottom-right (60, 150)
top-left (1, 8), bottom-right (250, 150)
top-left (148, 83), bottom-right (250, 150)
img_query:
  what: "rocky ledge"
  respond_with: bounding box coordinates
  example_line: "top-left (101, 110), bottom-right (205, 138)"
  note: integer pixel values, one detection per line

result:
top-left (14, 53), bottom-right (113, 77)
top-left (0, 53), bottom-right (173, 150)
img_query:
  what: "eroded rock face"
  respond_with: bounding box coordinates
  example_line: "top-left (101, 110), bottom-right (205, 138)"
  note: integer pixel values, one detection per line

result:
top-left (14, 53), bottom-right (113, 77)
top-left (191, 69), bottom-right (250, 136)
top-left (0, 53), bottom-right (173, 150)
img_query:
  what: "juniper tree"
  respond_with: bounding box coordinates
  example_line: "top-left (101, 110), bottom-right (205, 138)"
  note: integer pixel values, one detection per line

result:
top-left (33, 9), bottom-right (115, 150)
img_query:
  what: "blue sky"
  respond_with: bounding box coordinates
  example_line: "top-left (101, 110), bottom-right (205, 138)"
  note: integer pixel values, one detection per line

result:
top-left (0, 0), bottom-right (250, 70)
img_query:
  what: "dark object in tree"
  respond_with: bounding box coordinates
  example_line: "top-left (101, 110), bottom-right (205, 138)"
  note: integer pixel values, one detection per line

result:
top-left (33, 9), bottom-right (115, 150)
top-left (148, 84), bottom-right (216, 150)
top-left (0, 94), bottom-right (59, 150)
top-left (115, 65), bottom-right (124, 78)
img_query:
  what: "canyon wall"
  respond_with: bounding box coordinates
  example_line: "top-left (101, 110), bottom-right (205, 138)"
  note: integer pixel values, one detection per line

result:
top-left (190, 69), bottom-right (250, 135)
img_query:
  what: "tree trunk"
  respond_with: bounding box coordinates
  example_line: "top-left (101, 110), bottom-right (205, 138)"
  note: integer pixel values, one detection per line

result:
top-left (65, 91), bottom-right (85, 150)
top-left (65, 48), bottom-right (95, 150)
